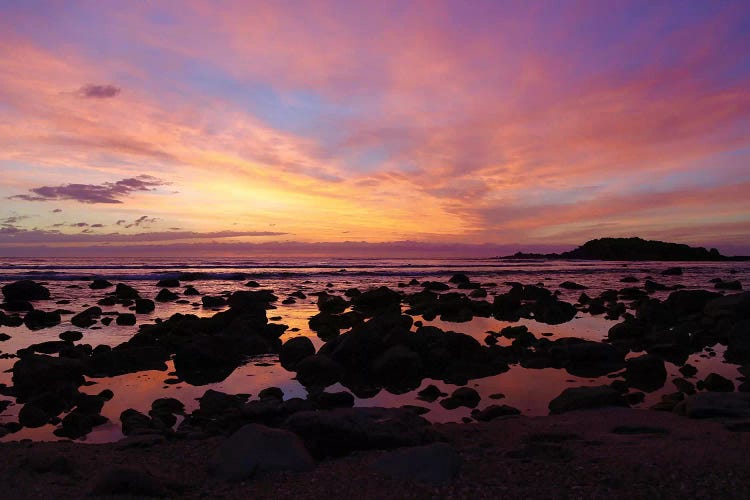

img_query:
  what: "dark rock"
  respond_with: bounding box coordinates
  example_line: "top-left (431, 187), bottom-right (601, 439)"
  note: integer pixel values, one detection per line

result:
top-left (156, 278), bottom-right (180, 288)
top-left (611, 425), bottom-right (669, 435)
top-left (625, 354), bottom-right (667, 392)
top-left (351, 286), bottom-right (402, 315)
top-left (673, 377), bottom-right (696, 394)
top-left (116, 313), bottom-right (137, 326)
top-left (23, 309), bottom-right (61, 330)
top-left (715, 280), bottom-right (742, 291)
top-left (449, 273), bottom-right (470, 284)
top-left (372, 345), bottom-right (424, 390)
top-left (279, 336), bottom-right (316, 369)
top-left (560, 281), bottom-right (587, 290)
top-left (215, 424), bottom-right (315, 481)
top-left (173, 336), bottom-right (246, 385)
top-left (661, 267), bottom-right (683, 276)
top-left (702, 373), bottom-right (734, 392)
top-left (0, 333), bottom-right (11, 341)
top-left (227, 290), bottom-right (278, 310)
top-left (370, 443), bottom-right (461, 484)
top-left (120, 408), bottom-right (153, 436)
top-left (245, 280), bottom-right (261, 287)
top-left (317, 293), bottom-right (348, 314)
top-left (89, 279), bottom-right (113, 289)
top-left (59, 331), bottom-right (83, 342)
top-left (199, 389), bottom-right (243, 415)
top-left (183, 286), bottom-right (200, 296)
top-left (440, 387), bottom-right (480, 409)
top-left (548, 385), bottom-right (627, 414)
top-left (416, 384), bottom-right (446, 403)
top-left (284, 407), bottom-right (437, 458)
top-left (311, 391), bottom-right (355, 409)
top-left (202, 296), bottom-right (226, 308)
top-left (75, 393), bottom-right (106, 414)
top-left (18, 404), bottom-right (50, 427)
top-left (422, 281), bottom-right (450, 291)
top-left (294, 355), bottom-right (343, 388)
top-left (12, 354), bottom-right (85, 401)
top-left (684, 392), bottom-right (750, 418)
top-left (620, 276), bottom-right (639, 283)
top-left (88, 345), bottom-right (169, 377)
top-left (155, 288), bottom-right (179, 302)
top-left (473, 404), bottom-right (521, 421)
top-left (531, 298), bottom-right (576, 325)
top-left (258, 387), bottom-right (284, 400)
top-left (679, 364), bottom-right (698, 378)
top-left (70, 306), bottom-right (102, 328)
top-left (55, 411), bottom-right (107, 438)
top-left (90, 466), bottom-right (170, 497)
top-left (115, 283), bottom-right (140, 300)
top-left (2, 280), bottom-right (50, 301)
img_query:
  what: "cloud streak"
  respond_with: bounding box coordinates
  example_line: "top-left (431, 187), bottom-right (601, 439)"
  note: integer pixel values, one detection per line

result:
top-left (10, 175), bottom-right (167, 204)
top-left (76, 83), bottom-right (121, 99)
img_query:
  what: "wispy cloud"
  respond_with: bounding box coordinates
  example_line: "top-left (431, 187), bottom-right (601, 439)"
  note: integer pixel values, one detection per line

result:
top-left (0, 228), bottom-right (287, 245)
top-left (10, 175), bottom-right (167, 204)
top-left (76, 83), bottom-right (121, 99)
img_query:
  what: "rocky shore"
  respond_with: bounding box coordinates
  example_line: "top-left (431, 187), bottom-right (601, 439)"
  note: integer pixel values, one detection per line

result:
top-left (2, 407), bottom-right (749, 499)
top-left (0, 265), bottom-right (748, 497)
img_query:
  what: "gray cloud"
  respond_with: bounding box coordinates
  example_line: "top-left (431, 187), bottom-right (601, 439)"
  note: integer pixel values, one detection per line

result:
top-left (0, 229), bottom-right (287, 245)
top-left (9, 175), bottom-right (167, 204)
top-left (77, 84), bottom-right (121, 99)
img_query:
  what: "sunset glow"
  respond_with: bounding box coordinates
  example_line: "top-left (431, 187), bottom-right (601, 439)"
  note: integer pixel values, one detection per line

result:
top-left (2, 1), bottom-right (749, 256)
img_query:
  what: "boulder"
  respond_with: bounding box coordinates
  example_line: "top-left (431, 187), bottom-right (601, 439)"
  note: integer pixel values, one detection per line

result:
top-left (702, 373), bottom-right (735, 392)
top-left (202, 296), bottom-right (227, 308)
top-left (155, 288), bottom-right (179, 302)
top-left (134, 298), bottom-right (156, 314)
top-left (70, 306), bottom-right (102, 328)
top-left (90, 467), bottom-right (171, 497)
top-left (114, 283), bottom-right (140, 300)
top-left (560, 281), bottom-right (587, 290)
top-left (370, 443), bottom-right (461, 484)
top-left (156, 278), bottom-right (180, 288)
top-left (473, 404), bottom-right (521, 421)
top-left (294, 355), bottom-right (343, 388)
top-left (12, 354), bottom-right (85, 401)
top-left (2, 280), bottom-right (50, 301)
top-left (215, 424), bottom-right (315, 481)
top-left (440, 387), bottom-right (481, 409)
top-left (89, 279), bottom-right (113, 289)
top-left (279, 337), bottom-right (316, 369)
top-left (23, 309), bottom-right (61, 330)
top-left (284, 407), bottom-right (437, 458)
top-left (684, 392), bottom-right (750, 418)
top-left (59, 331), bottom-right (83, 342)
top-left (661, 267), bottom-right (683, 276)
top-left (116, 313), bottom-right (137, 326)
top-left (548, 385), bottom-right (627, 414)
top-left (625, 354), bottom-right (667, 392)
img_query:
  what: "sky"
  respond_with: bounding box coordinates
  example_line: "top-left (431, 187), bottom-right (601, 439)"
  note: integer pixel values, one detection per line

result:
top-left (1, 0), bottom-right (749, 257)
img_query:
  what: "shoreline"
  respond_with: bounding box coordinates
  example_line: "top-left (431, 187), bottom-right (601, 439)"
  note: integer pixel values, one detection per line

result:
top-left (2, 407), bottom-right (749, 498)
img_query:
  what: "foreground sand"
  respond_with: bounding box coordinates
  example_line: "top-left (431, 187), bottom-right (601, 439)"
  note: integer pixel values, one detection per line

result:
top-left (3, 407), bottom-right (749, 499)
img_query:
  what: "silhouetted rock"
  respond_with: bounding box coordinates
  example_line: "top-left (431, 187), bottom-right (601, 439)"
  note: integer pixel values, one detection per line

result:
top-left (473, 404), bottom-right (521, 421)
top-left (70, 306), bottom-right (101, 328)
top-left (702, 373), bottom-right (734, 392)
top-left (202, 296), bottom-right (226, 308)
top-left (548, 385), bottom-right (627, 414)
top-left (116, 313), bottom-right (137, 326)
top-left (625, 354), bottom-right (667, 392)
top-left (279, 337), bottom-right (315, 370)
top-left (156, 278), bottom-right (180, 287)
top-left (216, 424), bottom-right (315, 481)
top-left (89, 279), bottom-right (113, 289)
top-left (58, 330), bottom-right (82, 342)
top-left (115, 283), bottom-right (140, 300)
top-left (155, 288), bottom-right (179, 302)
top-left (284, 407), bottom-right (437, 458)
top-left (370, 443), bottom-right (461, 484)
top-left (23, 309), bottom-right (61, 330)
top-left (661, 266), bottom-right (683, 276)
top-left (2, 280), bottom-right (50, 301)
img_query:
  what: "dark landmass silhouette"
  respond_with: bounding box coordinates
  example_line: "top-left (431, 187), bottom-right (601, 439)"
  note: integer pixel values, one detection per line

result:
top-left (503, 237), bottom-right (750, 261)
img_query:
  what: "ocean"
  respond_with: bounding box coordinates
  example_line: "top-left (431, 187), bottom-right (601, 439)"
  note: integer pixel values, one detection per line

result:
top-left (1, 256), bottom-right (748, 442)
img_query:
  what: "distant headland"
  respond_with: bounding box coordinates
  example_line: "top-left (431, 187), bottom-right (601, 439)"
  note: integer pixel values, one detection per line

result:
top-left (503, 237), bottom-right (750, 261)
